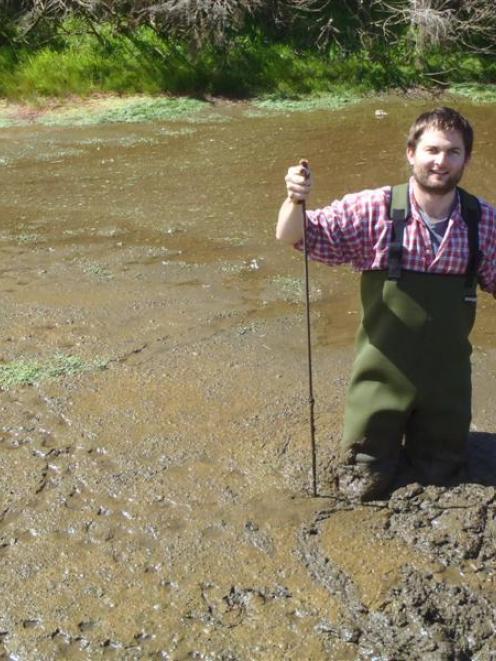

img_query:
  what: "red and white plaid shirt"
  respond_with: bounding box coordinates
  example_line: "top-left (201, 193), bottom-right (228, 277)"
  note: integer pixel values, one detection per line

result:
top-left (298, 179), bottom-right (496, 294)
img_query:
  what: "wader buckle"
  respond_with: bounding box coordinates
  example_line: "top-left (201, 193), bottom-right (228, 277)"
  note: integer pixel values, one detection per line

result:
top-left (464, 291), bottom-right (477, 303)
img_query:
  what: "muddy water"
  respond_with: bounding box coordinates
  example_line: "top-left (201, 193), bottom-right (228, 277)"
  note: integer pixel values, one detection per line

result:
top-left (1, 96), bottom-right (496, 659)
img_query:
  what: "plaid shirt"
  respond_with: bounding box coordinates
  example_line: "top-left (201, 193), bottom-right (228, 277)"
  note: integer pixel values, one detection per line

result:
top-left (298, 179), bottom-right (496, 294)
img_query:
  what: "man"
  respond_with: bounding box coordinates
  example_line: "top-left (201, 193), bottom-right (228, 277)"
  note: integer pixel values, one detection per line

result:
top-left (276, 107), bottom-right (496, 501)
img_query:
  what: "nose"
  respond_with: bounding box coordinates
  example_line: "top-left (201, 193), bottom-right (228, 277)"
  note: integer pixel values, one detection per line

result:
top-left (434, 150), bottom-right (448, 167)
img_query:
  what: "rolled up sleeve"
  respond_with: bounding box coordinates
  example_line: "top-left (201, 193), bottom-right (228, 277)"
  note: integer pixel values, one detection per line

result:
top-left (477, 202), bottom-right (496, 295)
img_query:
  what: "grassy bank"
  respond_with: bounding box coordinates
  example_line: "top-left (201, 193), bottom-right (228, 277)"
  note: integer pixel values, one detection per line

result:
top-left (2, 24), bottom-right (496, 102)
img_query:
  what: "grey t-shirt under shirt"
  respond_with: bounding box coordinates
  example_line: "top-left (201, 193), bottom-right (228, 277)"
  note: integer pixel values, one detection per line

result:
top-left (418, 209), bottom-right (450, 255)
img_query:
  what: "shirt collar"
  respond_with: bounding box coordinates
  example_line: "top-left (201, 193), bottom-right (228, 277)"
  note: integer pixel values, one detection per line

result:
top-left (408, 177), bottom-right (463, 225)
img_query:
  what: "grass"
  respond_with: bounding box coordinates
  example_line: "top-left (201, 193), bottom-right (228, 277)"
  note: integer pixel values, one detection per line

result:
top-left (0, 26), bottom-right (422, 102)
top-left (1, 22), bottom-right (496, 124)
top-left (449, 84), bottom-right (496, 103)
top-left (0, 353), bottom-right (108, 389)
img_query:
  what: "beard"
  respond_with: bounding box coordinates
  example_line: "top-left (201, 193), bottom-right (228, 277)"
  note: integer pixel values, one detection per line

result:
top-left (412, 164), bottom-right (465, 196)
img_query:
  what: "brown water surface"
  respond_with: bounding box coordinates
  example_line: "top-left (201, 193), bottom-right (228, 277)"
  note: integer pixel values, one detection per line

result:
top-left (1, 96), bottom-right (496, 658)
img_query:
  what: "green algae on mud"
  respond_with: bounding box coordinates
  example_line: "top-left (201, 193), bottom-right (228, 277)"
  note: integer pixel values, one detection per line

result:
top-left (250, 92), bottom-right (361, 114)
top-left (0, 90), bottom-right (367, 128)
top-left (0, 95), bottom-right (210, 128)
top-left (0, 354), bottom-right (107, 389)
top-left (2, 86), bottom-right (495, 130)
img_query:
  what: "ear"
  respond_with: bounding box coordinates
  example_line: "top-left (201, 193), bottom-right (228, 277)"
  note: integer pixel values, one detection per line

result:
top-left (406, 146), bottom-right (415, 166)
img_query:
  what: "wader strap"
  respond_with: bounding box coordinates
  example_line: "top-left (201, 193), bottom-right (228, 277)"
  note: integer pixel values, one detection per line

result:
top-left (388, 184), bottom-right (482, 294)
top-left (387, 183), bottom-right (410, 281)
top-left (458, 187), bottom-right (482, 294)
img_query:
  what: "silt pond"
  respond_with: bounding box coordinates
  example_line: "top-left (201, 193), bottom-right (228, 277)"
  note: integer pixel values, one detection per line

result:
top-left (1, 94), bottom-right (496, 658)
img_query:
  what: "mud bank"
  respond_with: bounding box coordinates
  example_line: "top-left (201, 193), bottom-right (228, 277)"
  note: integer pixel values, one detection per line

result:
top-left (1, 96), bottom-right (496, 658)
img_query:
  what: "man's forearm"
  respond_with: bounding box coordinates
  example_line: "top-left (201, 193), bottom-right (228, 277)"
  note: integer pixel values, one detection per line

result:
top-left (276, 197), bottom-right (306, 244)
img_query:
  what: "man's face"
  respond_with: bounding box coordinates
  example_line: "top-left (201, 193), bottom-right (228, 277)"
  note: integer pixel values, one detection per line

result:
top-left (407, 127), bottom-right (469, 195)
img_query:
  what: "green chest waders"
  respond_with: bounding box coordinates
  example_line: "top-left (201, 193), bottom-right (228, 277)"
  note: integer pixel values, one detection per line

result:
top-left (340, 185), bottom-right (482, 478)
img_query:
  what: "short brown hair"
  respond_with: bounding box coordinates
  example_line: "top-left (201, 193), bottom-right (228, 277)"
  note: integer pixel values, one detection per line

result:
top-left (407, 107), bottom-right (474, 159)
